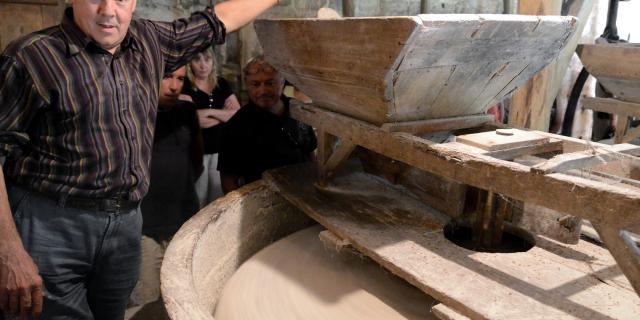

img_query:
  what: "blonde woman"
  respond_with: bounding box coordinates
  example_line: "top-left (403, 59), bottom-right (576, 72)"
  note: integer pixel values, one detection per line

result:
top-left (183, 47), bottom-right (241, 207)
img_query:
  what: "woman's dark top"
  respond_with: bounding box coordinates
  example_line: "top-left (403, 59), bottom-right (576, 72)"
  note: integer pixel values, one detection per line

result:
top-left (182, 77), bottom-right (234, 154)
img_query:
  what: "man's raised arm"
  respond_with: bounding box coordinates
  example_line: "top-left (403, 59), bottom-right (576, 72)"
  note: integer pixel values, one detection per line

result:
top-left (213, 0), bottom-right (279, 33)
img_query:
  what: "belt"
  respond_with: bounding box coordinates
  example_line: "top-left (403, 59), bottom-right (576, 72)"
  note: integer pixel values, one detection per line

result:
top-left (7, 181), bottom-right (139, 212)
top-left (60, 196), bottom-right (140, 212)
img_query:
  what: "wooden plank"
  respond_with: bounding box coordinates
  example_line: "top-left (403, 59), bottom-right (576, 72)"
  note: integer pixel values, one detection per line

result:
top-left (622, 125), bottom-right (640, 144)
top-left (291, 103), bottom-right (640, 233)
top-left (357, 149), bottom-right (467, 218)
top-left (320, 139), bottom-right (357, 181)
top-left (531, 144), bottom-right (640, 174)
top-left (582, 97), bottom-right (640, 118)
top-left (593, 223), bottom-right (640, 296)
top-left (456, 129), bottom-right (550, 152)
top-left (264, 164), bottom-right (640, 319)
top-left (577, 44), bottom-right (640, 104)
top-left (485, 139), bottom-right (563, 160)
top-left (381, 114), bottom-right (494, 135)
top-left (256, 15), bottom-right (576, 125)
top-left (255, 17), bottom-right (418, 126)
top-left (432, 304), bottom-right (470, 320)
top-left (615, 115), bottom-right (630, 144)
top-left (0, 2), bottom-right (43, 51)
top-left (395, 14), bottom-right (575, 122)
top-left (509, 0), bottom-right (563, 131)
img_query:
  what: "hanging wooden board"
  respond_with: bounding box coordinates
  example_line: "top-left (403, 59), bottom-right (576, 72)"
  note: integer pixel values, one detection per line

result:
top-left (577, 43), bottom-right (640, 104)
top-left (255, 14), bottom-right (576, 125)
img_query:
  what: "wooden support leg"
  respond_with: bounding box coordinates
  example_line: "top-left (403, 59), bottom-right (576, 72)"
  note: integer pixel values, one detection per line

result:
top-left (316, 129), bottom-right (357, 186)
top-left (615, 115), bottom-right (629, 144)
top-left (622, 125), bottom-right (640, 144)
top-left (316, 129), bottom-right (335, 187)
top-left (491, 196), bottom-right (509, 246)
top-left (473, 191), bottom-right (510, 250)
top-left (593, 223), bottom-right (640, 296)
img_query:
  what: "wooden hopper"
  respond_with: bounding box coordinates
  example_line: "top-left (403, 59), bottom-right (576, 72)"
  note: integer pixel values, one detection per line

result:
top-left (578, 43), bottom-right (640, 104)
top-left (255, 15), bottom-right (577, 126)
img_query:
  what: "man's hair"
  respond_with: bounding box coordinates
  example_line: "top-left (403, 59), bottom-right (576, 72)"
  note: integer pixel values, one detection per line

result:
top-left (243, 55), bottom-right (284, 83)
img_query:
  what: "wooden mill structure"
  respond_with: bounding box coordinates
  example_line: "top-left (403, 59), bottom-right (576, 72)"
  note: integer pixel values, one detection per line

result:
top-left (161, 14), bottom-right (640, 320)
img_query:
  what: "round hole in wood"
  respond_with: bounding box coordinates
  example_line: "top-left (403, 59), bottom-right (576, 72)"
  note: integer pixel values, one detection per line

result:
top-left (443, 222), bottom-right (535, 253)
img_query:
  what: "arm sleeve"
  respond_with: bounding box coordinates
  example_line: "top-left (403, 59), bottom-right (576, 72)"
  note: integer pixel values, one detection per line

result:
top-left (217, 77), bottom-right (234, 99)
top-left (148, 9), bottom-right (227, 74)
top-left (0, 54), bottom-right (44, 156)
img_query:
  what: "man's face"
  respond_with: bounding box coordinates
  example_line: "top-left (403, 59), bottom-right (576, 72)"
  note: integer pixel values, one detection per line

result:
top-left (246, 68), bottom-right (284, 110)
top-left (159, 67), bottom-right (186, 108)
top-left (71, 0), bottom-right (136, 54)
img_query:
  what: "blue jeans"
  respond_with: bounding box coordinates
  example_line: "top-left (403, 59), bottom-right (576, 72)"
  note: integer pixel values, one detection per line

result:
top-left (7, 184), bottom-right (142, 320)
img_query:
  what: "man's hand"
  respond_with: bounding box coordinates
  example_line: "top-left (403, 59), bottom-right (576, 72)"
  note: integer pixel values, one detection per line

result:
top-left (0, 244), bottom-right (43, 319)
top-left (197, 109), bottom-right (222, 128)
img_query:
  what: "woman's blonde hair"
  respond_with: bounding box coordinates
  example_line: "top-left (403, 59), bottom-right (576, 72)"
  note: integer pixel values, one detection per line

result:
top-left (186, 47), bottom-right (218, 90)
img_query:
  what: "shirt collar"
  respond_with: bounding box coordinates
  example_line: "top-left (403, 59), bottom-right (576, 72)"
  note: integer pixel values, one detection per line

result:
top-left (59, 7), bottom-right (140, 57)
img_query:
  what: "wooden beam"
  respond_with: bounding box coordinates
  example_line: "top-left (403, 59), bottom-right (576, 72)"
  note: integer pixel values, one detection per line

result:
top-left (531, 144), bottom-right (640, 174)
top-left (577, 44), bottom-right (640, 104)
top-left (265, 164), bottom-right (640, 315)
top-left (593, 223), bottom-right (640, 296)
top-left (381, 114), bottom-right (494, 135)
top-left (509, 0), bottom-right (564, 131)
top-left (319, 139), bottom-right (357, 181)
top-left (431, 304), bottom-right (470, 320)
top-left (291, 103), bottom-right (640, 233)
top-left (615, 115), bottom-right (630, 144)
top-left (582, 97), bottom-right (640, 118)
top-left (316, 129), bottom-right (335, 165)
top-left (485, 140), bottom-right (563, 160)
top-left (622, 125), bottom-right (640, 144)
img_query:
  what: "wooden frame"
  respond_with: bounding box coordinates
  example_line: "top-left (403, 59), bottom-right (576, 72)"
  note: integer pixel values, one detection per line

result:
top-left (291, 102), bottom-right (640, 297)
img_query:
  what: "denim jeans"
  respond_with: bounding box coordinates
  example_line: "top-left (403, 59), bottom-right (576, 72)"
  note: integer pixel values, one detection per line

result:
top-left (6, 184), bottom-right (142, 320)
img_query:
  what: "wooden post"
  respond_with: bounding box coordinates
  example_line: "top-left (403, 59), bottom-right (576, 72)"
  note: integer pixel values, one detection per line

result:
top-left (508, 0), bottom-right (563, 131)
top-left (342, 0), bottom-right (354, 17)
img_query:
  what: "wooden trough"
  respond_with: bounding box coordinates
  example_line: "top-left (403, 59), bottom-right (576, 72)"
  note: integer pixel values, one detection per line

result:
top-left (578, 43), bottom-right (640, 104)
top-left (255, 14), bottom-right (576, 125)
top-left (577, 43), bottom-right (640, 143)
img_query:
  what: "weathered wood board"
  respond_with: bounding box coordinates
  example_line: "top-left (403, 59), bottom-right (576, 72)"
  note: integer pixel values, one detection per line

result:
top-left (264, 163), bottom-right (640, 320)
top-left (291, 103), bottom-right (640, 233)
top-left (255, 15), bottom-right (576, 125)
top-left (456, 129), bottom-right (550, 151)
top-left (577, 43), bottom-right (640, 104)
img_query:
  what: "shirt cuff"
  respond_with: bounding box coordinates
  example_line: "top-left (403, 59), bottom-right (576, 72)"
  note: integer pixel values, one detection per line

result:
top-left (198, 7), bottom-right (227, 46)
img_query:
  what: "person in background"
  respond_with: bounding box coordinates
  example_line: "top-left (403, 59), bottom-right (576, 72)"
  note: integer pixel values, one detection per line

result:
top-left (218, 56), bottom-right (317, 194)
top-left (183, 47), bottom-right (241, 208)
top-left (0, 0), bottom-right (280, 318)
top-left (131, 65), bottom-right (202, 316)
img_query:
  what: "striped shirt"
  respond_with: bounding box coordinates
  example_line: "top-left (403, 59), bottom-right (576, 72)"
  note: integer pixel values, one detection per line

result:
top-left (0, 8), bottom-right (225, 201)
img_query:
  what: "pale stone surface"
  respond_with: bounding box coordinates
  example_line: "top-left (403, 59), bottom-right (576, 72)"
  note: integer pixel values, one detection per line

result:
top-left (214, 225), bottom-right (437, 320)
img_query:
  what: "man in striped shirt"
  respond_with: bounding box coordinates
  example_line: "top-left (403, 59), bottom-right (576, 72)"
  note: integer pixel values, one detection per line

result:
top-left (0, 0), bottom-right (280, 319)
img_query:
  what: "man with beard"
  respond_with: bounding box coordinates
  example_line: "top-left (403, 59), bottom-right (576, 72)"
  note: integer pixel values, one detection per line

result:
top-left (218, 56), bottom-right (317, 193)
